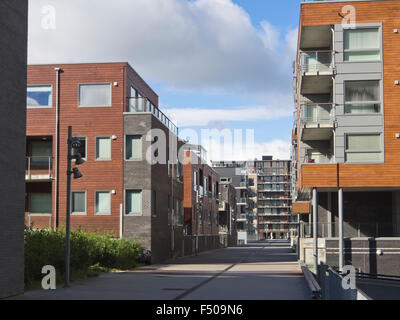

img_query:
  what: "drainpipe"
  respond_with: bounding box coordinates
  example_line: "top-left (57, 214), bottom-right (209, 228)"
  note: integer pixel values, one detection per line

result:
top-left (53, 67), bottom-right (61, 231)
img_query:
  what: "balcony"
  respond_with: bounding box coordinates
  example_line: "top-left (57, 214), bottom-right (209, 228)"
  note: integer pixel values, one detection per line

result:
top-left (299, 51), bottom-right (334, 95)
top-left (300, 103), bottom-right (335, 141)
top-left (126, 97), bottom-right (178, 135)
top-left (236, 214), bottom-right (247, 222)
top-left (235, 181), bottom-right (248, 189)
top-left (26, 156), bottom-right (53, 181)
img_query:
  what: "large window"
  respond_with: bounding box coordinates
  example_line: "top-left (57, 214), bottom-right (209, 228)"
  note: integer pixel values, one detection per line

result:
top-left (344, 28), bottom-right (380, 62)
top-left (27, 85), bottom-right (52, 108)
top-left (29, 193), bottom-right (52, 214)
top-left (79, 83), bottom-right (111, 107)
top-left (72, 191), bottom-right (86, 215)
top-left (345, 134), bottom-right (382, 162)
top-left (96, 137), bottom-right (111, 160)
top-left (126, 190), bottom-right (142, 215)
top-left (28, 140), bottom-right (52, 166)
top-left (125, 135), bottom-right (142, 160)
top-left (345, 81), bottom-right (380, 114)
top-left (95, 191), bottom-right (111, 215)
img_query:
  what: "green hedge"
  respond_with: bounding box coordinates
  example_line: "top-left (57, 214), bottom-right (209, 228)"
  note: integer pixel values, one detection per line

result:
top-left (24, 227), bottom-right (143, 286)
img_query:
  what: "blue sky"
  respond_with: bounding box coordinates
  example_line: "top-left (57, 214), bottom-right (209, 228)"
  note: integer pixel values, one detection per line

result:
top-left (28, 0), bottom-right (303, 160)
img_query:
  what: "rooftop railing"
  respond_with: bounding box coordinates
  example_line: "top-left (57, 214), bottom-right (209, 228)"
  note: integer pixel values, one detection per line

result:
top-left (126, 97), bottom-right (178, 135)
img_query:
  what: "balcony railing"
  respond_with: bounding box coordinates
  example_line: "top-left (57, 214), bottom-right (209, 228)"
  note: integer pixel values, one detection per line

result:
top-left (300, 103), bottom-right (334, 125)
top-left (126, 97), bottom-right (178, 135)
top-left (303, 152), bottom-right (334, 164)
top-left (300, 50), bottom-right (334, 73)
top-left (26, 156), bottom-right (53, 180)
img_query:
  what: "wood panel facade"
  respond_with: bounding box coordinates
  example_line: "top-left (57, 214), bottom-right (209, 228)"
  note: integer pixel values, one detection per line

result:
top-left (297, 0), bottom-right (400, 190)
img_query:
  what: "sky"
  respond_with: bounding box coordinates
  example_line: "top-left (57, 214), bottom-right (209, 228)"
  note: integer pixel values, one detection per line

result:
top-left (28, 0), bottom-right (303, 161)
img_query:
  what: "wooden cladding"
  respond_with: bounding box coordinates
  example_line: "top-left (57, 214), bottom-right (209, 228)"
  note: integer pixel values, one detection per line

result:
top-left (292, 201), bottom-right (311, 215)
top-left (299, 0), bottom-right (400, 189)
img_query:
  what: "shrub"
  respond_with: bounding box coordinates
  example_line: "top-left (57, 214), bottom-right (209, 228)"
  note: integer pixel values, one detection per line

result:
top-left (24, 226), bottom-right (143, 286)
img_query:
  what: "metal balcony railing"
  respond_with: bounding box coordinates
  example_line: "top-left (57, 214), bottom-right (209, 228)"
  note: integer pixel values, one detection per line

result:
top-left (300, 50), bottom-right (334, 73)
top-left (300, 103), bottom-right (334, 125)
top-left (126, 97), bottom-right (178, 135)
top-left (26, 156), bottom-right (53, 180)
top-left (303, 152), bottom-right (334, 164)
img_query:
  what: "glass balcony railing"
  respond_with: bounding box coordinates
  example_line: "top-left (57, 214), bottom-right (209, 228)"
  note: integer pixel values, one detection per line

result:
top-left (300, 50), bottom-right (334, 73)
top-left (26, 156), bottom-right (53, 180)
top-left (126, 97), bottom-right (178, 135)
top-left (300, 103), bottom-right (334, 125)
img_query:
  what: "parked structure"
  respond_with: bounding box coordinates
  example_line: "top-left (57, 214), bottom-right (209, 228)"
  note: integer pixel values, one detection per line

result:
top-left (249, 157), bottom-right (294, 240)
top-left (26, 63), bottom-right (183, 263)
top-left (211, 161), bottom-right (255, 244)
top-left (291, 0), bottom-right (400, 275)
top-left (0, 0), bottom-right (28, 299)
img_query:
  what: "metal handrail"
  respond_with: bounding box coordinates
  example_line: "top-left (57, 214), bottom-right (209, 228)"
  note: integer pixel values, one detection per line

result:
top-left (126, 97), bottom-right (178, 135)
top-left (26, 156), bottom-right (53, 179)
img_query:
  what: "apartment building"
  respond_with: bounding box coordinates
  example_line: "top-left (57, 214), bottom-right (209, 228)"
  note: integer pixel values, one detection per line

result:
top-left (218, 178), bottom-right (238, 247)
top-left (26, 62), bottom-right (183, 263)
top-left (249, 157), bottom-right (294, 240)
top-left (183, 145), bottom-right (220, 238)
top-left (211, 161), bottom-right (255, 244)
top-left (292, 0), bottom-right (400, 275)
top-left (0, 0), bottom-right (28, 299)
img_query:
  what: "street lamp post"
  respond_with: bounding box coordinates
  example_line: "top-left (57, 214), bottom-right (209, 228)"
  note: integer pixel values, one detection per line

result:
top-left (64, 126), bottom-right (85, 287)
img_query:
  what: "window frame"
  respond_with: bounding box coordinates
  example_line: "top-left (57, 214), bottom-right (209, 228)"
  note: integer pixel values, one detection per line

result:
top-left (344, 80), bottom-right (382, 115)
top-left (28, 192), bottom-right (52, 215)
top-left (94, 190), bottom-right (112, 216)
top-left (78, 83), bottom-right (112, 108)
top-left (27, 84), bottom-right (53, 109)
top-left (71, 190), bottom-right (87, 216)
top-left (95, 136), bottom-right (112, 161)
top-left (125, 135), bottom-right (143, 161)
top-left (125, 189), bottom-right (142, 216)
top-left (344, 133), bottom-right (383, 163)
top-left (343, 26), bottom-right (381, 63)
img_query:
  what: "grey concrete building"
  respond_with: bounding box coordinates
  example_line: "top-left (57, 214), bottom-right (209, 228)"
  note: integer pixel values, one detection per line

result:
top-left (0, 0), bottom-right (28, 298)
top-left (211, 161), bottom-right (255, 244)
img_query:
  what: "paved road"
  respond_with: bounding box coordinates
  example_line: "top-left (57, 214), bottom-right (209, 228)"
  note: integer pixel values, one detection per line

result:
top-left (11, 240), bottom-right (311, 300)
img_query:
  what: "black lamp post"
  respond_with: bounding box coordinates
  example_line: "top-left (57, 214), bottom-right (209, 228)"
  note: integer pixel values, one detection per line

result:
top-left (64, 126), bottom-right (85, 287)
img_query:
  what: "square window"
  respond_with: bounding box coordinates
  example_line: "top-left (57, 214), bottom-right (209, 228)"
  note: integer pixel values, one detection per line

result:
top-left (126, 190), bottom-right (142, 215)
top-left (72, 191), bottom-right (86, 215)
top-left (344, 28), bottom-right (380, 62)
top-left (29, 193), bottom-right (52, 214)
top-left (345, 134), bottom-right (382, 163)
top-left (126, 135), bottom-right (142, 160)
top-left (27, 85), bottom-right (52, 108)
top-left (95, 191), bottom-right (111, 215)
top-left (96, 137), bottom-right (111, 160)
top-left (345, 81), bottom-right (380, 114)
top-left (79, 83), bottom-right (111, 107)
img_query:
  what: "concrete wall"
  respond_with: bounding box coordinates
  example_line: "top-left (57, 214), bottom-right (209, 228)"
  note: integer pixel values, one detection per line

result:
top-left (326, 238), bottom-right (400, 276)
top-left (0, 0), bottom-right (28, 299)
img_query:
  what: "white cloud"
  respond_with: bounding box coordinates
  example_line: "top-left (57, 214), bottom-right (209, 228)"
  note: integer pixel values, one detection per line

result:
top-left (28, 0), bottom-right (295, 97)
top-left (202, 138), bottom-right (291, 162)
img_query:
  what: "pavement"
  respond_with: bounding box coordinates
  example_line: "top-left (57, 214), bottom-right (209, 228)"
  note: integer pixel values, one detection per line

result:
top-left (10, 240), bottom-right (311, 300)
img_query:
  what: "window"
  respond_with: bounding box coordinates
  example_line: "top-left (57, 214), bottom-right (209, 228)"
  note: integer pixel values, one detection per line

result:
top-left (345, 81), bottom-right (380, 114)
top-left (95, 191), bottom-right (111, 215)
top-left (175, 199), bottom-right (183, 226)
top-left (96, 137), bottom-right (111, 160)
top-left (193, 171), bottom-right (198, 191)
top-left (126, 135), bottom-right (142, 160)
top-left (168, 195), bottom-right (172, 224)
top-left (72, 191), bottom-right (86, 215)
top-left (344, 28), bottom-right (380, 62)
top-left (79, 83), bottom-right (111, 107)
top-left (345, 134), bottom-right (382, 162)
top-left (72, 137), bottom-right (87, 160)
top-left (126, 190), bottom-right (142, 215)
top-left (28, 140), bottom-right (52, 166)
top-left (27, 85), bottom-right (52, 108)
top-left (29, 193), bottom-right (52, 214)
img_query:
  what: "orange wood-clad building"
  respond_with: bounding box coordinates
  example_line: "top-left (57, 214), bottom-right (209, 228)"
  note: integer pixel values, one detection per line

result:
top-left (291, 0), bottom-right (400, 273)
